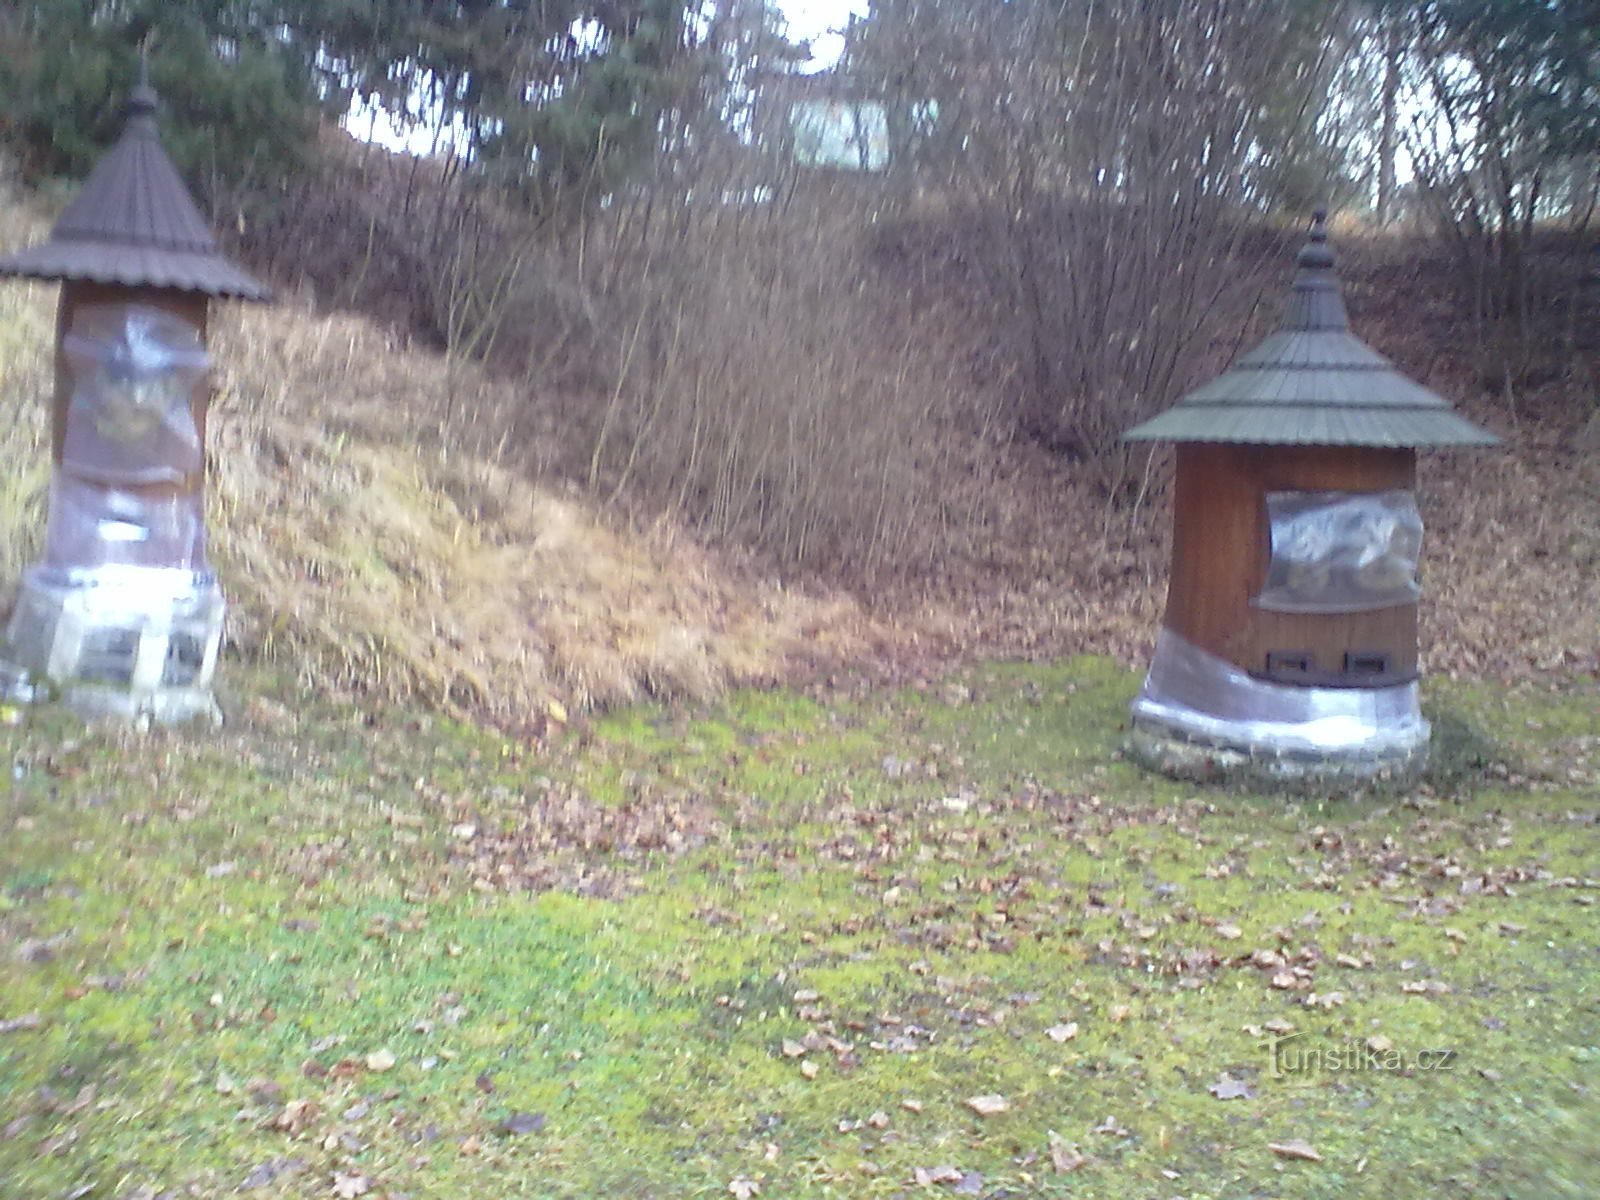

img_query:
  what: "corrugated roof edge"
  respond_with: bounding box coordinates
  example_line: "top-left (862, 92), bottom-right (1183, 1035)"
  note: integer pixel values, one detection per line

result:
top-left (1123, 403), bottom-right (1501, 447)
top-left (0, 240), bottom-right (272, 302)
top-left (0, 73), bottom-right (272, 303)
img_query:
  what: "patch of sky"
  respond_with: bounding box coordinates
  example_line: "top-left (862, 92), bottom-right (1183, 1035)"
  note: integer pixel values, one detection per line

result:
top-left (341, 0), bottom-right (870, 159)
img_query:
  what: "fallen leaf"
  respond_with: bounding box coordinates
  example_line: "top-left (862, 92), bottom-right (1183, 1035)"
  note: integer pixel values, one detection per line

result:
top-left (901, 1098), bottom-right (923, 1113)
top-left (1208, 1074), bottom-right (1255, 1101)
top-left (268, 1099), bottom-right (319, 1135)
top-left (240, 1161), bottom-right (283, 1190)
top-left (1217, 923), bottom-right (1243, 940)
top-left (1046, 1022), bottom-right (1079, 1043)
top-left (799, 1060), bottom-right (819, 1080)
top-left (332, 1172), bottom-right (370, 1199)
top-left (247, 1078), bottom-right (284, 1104)
top-left (965, 1093), bottom-right (1009, 1117)
top-left (913, 1165), bottom-right (963, 1185)
top-left (1269, 1139), bottom-right (1323, 1162)
top-left (1400, 979), bottom-right (1452, 996)
top-left (497, 1111), bottom-right (545, 1136)
top-left (867, 1111), bottom-right (890, 1129)
top-left (781, 1039), bottom-right (807, 1059)
top-left (365, 1048), bottom-right (396, 1072)
top-left (216, 1070), bottom-right (238, 1095)
top-left (1048, 1133), bottom-right (1087, 1172)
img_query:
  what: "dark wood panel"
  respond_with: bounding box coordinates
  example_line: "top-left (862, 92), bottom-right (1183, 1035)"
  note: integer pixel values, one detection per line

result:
top-left (1163, 443), bottom-right (1418, 682)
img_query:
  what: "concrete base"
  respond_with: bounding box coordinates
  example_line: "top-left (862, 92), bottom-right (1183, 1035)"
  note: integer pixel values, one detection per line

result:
top-left (1127, 714), bottom-right (1430, 792)
top-left (0, 566), bottom-right (223, 726)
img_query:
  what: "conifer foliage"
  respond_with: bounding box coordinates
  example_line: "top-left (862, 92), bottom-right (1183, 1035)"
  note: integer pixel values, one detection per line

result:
top-left (0, 0), bottom-right (696, 216)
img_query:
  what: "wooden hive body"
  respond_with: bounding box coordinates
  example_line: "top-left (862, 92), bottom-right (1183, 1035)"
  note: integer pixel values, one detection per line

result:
top-left (1167, 443), bottom-right (1418, 690)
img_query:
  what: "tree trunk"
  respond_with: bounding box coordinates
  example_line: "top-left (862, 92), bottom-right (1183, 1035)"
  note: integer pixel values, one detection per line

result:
top-left (1376, 18), bottom-right (1401, 225)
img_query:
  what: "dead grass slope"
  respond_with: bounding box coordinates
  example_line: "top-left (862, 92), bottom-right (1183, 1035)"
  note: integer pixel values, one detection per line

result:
top-left (0, 180), bottom-right (871, 722)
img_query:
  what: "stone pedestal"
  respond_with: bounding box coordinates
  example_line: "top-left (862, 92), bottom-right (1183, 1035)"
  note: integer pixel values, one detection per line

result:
top-left (0, 566), bottom-right (223, 724)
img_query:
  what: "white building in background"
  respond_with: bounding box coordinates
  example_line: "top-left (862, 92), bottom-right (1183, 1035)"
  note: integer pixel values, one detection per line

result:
top-left (789, 98), bottom-right (889, 171)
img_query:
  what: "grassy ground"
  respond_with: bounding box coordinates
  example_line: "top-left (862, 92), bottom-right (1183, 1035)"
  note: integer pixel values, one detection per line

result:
top-left (1, 660), bottom-right (1596, 1200)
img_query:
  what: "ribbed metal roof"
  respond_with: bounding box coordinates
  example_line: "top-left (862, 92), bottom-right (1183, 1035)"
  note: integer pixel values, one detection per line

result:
top-left (1123, 212), bottom-right (1495, 448)
top-left (0, 79), bottom-right (271, 301)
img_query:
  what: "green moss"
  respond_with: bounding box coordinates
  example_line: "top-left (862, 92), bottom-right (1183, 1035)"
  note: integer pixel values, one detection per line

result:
top-left (1, 658), bottom-right (1596, 1197)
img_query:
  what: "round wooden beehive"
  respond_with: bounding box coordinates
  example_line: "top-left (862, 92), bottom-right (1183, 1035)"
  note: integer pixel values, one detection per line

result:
top-left (1122, 212), bottom-right (1497, 783)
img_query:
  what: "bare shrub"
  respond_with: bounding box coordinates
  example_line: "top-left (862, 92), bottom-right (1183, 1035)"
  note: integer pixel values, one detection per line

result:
top-left (846, 0), bottom-right (1346, 497)
top-left (573, 173), bottom-right (972, 573)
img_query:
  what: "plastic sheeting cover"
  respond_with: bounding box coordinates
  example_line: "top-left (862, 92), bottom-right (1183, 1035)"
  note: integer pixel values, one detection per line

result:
top-left (42, 477), bottom-right (207, 575)
top-left (61, 304), bottom-right (208, 487)
top-left (1132, 628), bottom-right (1428, 756)
top-left (1255, 489), bottom-right (1422, 614)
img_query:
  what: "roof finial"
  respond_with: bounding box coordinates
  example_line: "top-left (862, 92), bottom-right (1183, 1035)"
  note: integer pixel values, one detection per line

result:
top-left (128, 36), bottom-right (158, 121)
top-left (1297, 206), bottom-right (1335, 270)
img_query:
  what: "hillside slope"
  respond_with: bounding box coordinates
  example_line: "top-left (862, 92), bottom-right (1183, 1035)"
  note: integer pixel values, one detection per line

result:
top-left (2, 170), bottom-right (1596, 727)
top-left (0, 182), bottom-right (877, 724)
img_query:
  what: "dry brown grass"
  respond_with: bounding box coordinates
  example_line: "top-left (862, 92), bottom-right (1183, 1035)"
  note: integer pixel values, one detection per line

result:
top-left (0, 182), bottom-right (51, 592)
top-left (0, 177), bottom-right (876, 721)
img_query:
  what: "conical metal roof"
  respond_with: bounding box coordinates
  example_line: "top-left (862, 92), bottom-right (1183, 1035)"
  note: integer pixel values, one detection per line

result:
top-left (0, 77), bottom-right (271, 301)
top-left (1123, 211), bottom-right (1494, 448)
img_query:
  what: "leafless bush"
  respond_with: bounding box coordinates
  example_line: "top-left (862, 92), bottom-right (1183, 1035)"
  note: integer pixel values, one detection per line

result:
top-left (573, 171), bottom-right (968, 572)
top-left (846, 0), bottom-right (1344, 498)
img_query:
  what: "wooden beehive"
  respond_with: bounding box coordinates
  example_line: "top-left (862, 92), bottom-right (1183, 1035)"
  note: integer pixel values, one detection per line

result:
top-left (0, 69), bottom-right (269, 722)
top-left (1122, 211), bottom-right (1496, 776)
top-left (1167, 442), bottom-right (1419, 688)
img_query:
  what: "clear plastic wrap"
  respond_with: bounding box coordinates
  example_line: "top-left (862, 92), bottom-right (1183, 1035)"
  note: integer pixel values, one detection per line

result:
top-left (41, 476), bottom-right (207, 575)
top-left (60, 303), bottom-right (208, 486)
top-left (1255, 489), bottom-right (1422, 614)
top-left (1, 563), bottom-right (224, 706)
top-left (1132, 628), bottom-right (1427, 756)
